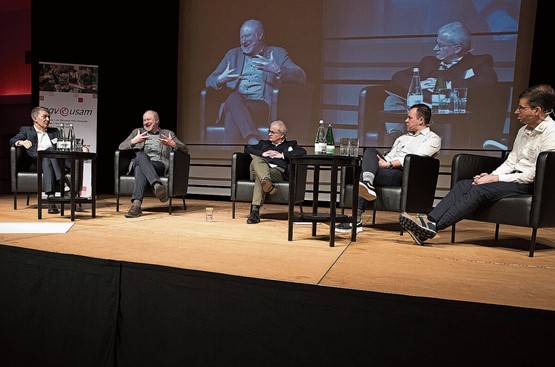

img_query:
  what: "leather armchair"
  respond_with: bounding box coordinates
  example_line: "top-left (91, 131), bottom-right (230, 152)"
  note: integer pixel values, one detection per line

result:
top-left (450, 152), bottom-right (555, 257)
top-left (230, 152), bottom-right (307, 219)
top-left (340, 153), bottom-right (440, 233)
top-left (200, 83), bottom-right (313, 144)
top-left (114, 149), bottom-right (190, 214)
top-left (10, 146), bottom-right (79, 210)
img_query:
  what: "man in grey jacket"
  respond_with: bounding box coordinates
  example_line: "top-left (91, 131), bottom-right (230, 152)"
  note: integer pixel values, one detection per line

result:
top-left (205, 19), bottom-right (306, 145)
top-left (118, 110), bottom-right (188, 218)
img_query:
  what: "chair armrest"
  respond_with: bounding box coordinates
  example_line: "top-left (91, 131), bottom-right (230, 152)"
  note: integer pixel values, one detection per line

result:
top-left (357, 84), bottom-right (389, 145)
top-left (231, 152), bottom-right (253, 182)
top-left (114, 150), bottom-right (134, 194)
top-left (401, 154), bottom-right (440, 212)
top-left (531, 151), bottom-right (555, 227)
top-left (168, 150), bottom-right (190, 196)
top-left (451, 153), bottom-right (505, 186)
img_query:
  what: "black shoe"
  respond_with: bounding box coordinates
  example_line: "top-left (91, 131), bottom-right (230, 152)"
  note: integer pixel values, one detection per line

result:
top-left (247, 210), bottom-right (260, 224)
top-left (48, 204), bottom-right (59, 214)
top-left (359, 181), bottom-right (376, 201)
top-left (336, 212), bottom-right (363, 233)
top-left (153, 182), bottom-right (168, 202)
top-left (399, 212), bottom-right (436, 239)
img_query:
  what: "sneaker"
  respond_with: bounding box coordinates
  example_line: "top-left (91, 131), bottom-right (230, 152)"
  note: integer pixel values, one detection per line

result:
top-left (335, 220), bottom-right (363, 233)
top-left (399, 212), bottom-right (436, 239)
top-left (404, 228), bottom-right (428, 246)
top-left (125, 201), bottom-right (143, 218)
top-left (48, 203), bottom-right (59, 214)
top-left (261, 178), bottom-right (278, 195)
top-left (359, 181), bottom-right (376, 201)
top-left (153, 182), bottom-right (168, 202)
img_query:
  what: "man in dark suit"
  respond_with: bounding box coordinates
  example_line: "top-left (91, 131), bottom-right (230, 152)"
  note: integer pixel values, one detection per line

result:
top-left (205, 19), bottom-right (307, 145)
top-left (385, 21), bottom-right (498, 110)
top-left (243, 120), bottom-right (306, 224)
top-left (9, 106), bottom-right (64, 214)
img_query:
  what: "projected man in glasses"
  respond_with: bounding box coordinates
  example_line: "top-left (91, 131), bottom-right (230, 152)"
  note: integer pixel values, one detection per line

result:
top-left (205, 19), bottom-right (307, 145)
top-left (385, 21), bottom-right (498, 111)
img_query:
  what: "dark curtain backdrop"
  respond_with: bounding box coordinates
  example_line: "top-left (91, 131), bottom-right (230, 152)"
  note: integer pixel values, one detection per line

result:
top-left (2, 245), bottom-right (555, 366)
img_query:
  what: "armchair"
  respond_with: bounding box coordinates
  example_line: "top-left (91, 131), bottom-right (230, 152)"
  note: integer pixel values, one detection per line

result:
top-left (200, 83), bottom-right (313, 144)
top-left (230, 152), bottom-right (307, 219)
top-left (10, 146), bottom-right (79, 210)
top-left (114, 149), bottom-right (190, 214)
top-left (340, 153), bottom-right (440, 233)
top-left (450, 152), bottom-right (555, 257)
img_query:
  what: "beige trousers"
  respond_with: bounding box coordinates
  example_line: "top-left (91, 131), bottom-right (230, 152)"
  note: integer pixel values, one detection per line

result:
top-left (249, 155), bottom-right (285, 206)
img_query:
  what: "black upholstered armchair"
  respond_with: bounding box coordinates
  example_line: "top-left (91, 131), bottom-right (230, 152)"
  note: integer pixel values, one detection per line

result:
top-left (114, 149), bottom-right (190, 214)
top-left (340, 153), bottom-right (440, 233)
top-left (230, 152), bottom-right (307, 219)
top-left (450, 152), bottom-right (555, 257)
top-left (200, 83), bottom-right (313, 144)
top-left (10, 146), bottom-right (79, 210)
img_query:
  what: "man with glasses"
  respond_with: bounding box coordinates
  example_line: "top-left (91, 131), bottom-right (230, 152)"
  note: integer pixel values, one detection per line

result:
top-left (399, 84), bottom-right (555, 245)
top-left (243, 120), bottom-right (306, 224)
top-left (384, 21), bottom-right (498, 111)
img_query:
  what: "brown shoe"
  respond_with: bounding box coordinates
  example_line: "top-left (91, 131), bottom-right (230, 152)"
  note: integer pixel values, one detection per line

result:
top-left (153, 182), bottom-right (168, 202)
top-left (125, 200), bottom-right (142, 218)
top-left (261, 178), bottom-right (278, 195)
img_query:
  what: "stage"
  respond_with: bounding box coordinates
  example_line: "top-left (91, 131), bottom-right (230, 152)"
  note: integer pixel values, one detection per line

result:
top-left (2, 194), bottom-right (555, 366)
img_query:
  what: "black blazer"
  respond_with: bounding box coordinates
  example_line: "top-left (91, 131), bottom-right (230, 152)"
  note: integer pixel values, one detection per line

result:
top-left (9, 125), bottom-right (60, 158)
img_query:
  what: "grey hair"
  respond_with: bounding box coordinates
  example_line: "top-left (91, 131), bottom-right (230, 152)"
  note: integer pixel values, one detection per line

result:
top-left (270, 120), bottom-right (287, 138)
top-left (437, 21), bottom-right (472, 53)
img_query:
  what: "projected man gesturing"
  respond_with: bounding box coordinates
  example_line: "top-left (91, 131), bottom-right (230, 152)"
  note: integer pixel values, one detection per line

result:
top-left (205, 19), bottom-right (307, 145)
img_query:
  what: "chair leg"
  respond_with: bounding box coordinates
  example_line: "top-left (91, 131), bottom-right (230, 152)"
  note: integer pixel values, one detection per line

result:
top-left (168, 197), bottom-right (173, 215)
top-left (494, 223), bottom-right (500, 240)
top-left (232, 201), bottom-right (236, 219)
top-left (451, 224), bottom-right (456, 243)
top-left (26, 192), bottom-right (30, 206)
top-left (372, 208), bottom-right (377, 225)
top-left (116, 194), bottom-right (120, 212)
top-left (182, 197), bottom-right (187, 210)
top-left (529, 228), bottom-right (537, 257)
top-left (13, 193), bottom-right (17, 210)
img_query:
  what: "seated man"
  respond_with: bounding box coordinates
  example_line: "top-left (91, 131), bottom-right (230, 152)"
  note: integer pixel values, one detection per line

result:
top-left (118, 110), bottom-right (188, 218)
top-left (244, 120), bottom-right (306, 224)
top-left (205, 19), bottom-right (306, 145)
top-left (10, 106), bottom-right (68, 214)
top-left (399, 84), bottom-right (555, 245)
top-left (337, 104), bottom-right (441, 233)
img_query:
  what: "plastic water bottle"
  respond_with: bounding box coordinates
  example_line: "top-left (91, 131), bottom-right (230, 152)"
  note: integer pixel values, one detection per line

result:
top-left (67, 123), bottom-right (75, 151)
top-left (325, 123), bottom-right (335, 155)
top-left (407, 67), bottom-right (423, 107)
top-left (314, 120), bottom-right (326, 155)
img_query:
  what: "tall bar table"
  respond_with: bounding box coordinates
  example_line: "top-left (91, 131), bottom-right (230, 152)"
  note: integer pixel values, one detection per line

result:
top-left (37, 150), bottom-right (97, 221)
top-left (288, 154), bottom-right (361, 247)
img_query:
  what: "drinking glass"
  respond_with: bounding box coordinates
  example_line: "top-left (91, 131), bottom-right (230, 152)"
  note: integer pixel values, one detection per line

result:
top-left (206, 207), bottom-right (214, 222)
top-left (453, 88), bottom-right (468, 114)
top-left (438, 88), bottom-right (452, 114)
top-left (340, 138), bottom-right (350, 156)
top-left (349, 138), bottom-right (359, 157)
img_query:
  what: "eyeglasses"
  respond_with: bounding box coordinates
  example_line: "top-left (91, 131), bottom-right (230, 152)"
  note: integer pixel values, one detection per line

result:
top-left (268, 130), bottom-right (282, 135)
top-left (517, 105), bottom-right (533, 111)
top-left (435, 42), bottom-right (457, 50)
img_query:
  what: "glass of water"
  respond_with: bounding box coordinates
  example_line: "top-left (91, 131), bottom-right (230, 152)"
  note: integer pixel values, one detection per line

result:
top-left (349, 138), bottom-right (359, 157)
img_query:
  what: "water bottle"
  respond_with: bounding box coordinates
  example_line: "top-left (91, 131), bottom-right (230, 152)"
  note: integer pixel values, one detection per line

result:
top-left (431, 72), bottom-right (447, 113)
top-left (325, 123), bottom-right (335, 155)
top-left (68, 123), bottom-right (76, 151)
top-left (314, 120), bottom-right (326, 155)
top-left (58, 123), bottom-right (66, 151)
top-left (407, 67), bottom-right (423, 107)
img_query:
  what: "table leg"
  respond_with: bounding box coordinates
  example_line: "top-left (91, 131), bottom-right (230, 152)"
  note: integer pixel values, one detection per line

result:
top-left (312, 166), bottom-right (320, 237)
top-left (329, 161), bottom-right (338, 247)
top-left (351, 164), bottom-right (361, 242)
top-left (37, 157), bottom-right (43, 220)
top-left (288, 162), bottom-right (296, 241)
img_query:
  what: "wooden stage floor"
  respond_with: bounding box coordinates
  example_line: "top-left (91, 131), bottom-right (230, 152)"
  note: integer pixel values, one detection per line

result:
top-left (2, 194), bottom-right (555, 312)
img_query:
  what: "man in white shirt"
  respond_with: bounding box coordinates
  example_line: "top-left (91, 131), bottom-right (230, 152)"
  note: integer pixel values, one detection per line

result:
top-left (400, 84), bottom-right (555, 244)
top-left (337, 103), bottom-right (441, 233)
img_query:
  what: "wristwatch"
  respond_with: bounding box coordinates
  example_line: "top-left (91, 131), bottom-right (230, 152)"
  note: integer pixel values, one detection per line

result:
top-left (388, 161), bottom-right (393, 169)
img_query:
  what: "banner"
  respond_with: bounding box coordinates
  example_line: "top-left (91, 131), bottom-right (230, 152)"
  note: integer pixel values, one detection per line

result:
top-left (38, 62), bottom-right (98, 198)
